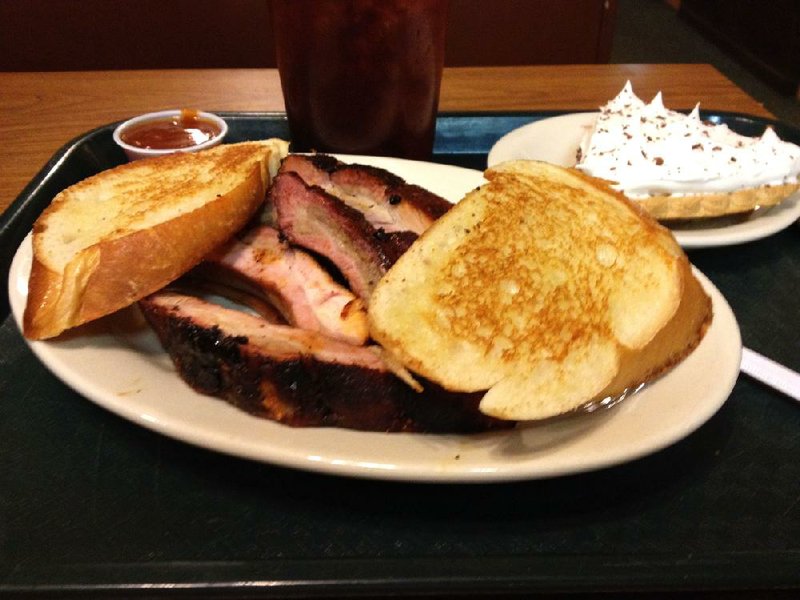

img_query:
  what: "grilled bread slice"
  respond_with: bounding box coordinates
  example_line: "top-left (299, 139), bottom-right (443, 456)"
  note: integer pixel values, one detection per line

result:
top-left (23, 139), bottom-right (289, 340)
top-left (368, 160), bottom-right (712, 421)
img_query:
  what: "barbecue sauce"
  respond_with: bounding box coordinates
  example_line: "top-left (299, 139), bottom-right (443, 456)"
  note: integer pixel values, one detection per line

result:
top-left (120, 109), bottom-right (221, 150)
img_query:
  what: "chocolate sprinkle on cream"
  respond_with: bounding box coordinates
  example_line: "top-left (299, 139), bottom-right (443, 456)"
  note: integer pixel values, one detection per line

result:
top-left (575, 81), bottom-right (800, 198)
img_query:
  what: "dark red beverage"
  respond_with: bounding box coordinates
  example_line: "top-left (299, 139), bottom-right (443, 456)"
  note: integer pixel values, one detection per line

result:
top-left (270, 0), bottom-right (448, 159)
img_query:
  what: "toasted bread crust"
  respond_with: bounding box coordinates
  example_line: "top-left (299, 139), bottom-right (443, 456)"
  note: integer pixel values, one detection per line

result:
top-left (635, 182), bottom-right (799, 220)
top-left (23, 140), bottom-right (288, 339)
top-left (596, 252), bottom-right (712, 402)
top-left (369, 160), bottom-right (712, 421)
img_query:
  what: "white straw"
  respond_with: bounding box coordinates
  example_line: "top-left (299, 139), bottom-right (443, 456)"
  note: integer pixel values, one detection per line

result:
top-left (740, 347), bottom-right (800, 403)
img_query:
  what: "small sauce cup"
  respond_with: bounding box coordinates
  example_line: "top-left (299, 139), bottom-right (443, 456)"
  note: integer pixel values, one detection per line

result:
top-left (113, 109), bottom-right (228, 161)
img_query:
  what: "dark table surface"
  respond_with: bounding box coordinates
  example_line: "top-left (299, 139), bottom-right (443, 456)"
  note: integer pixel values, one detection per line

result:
top-left (1, 113), bottom-right (799, 599)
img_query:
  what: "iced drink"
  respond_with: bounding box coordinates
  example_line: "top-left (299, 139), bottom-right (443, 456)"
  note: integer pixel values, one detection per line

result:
top-left (270, 0), bottom-right (448, 159)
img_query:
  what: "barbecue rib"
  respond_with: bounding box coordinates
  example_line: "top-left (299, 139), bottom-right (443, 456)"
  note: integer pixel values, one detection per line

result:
top-left (278, 154), bottom-right (453, 234)
top-left (270, 171), bottom-right (416, 301)
top-left (139, 291), bottom-right (512, 433)
top-left (139, 157), bottom-right (515, 433)
top-left (205, 225), bottom-right (368, 345)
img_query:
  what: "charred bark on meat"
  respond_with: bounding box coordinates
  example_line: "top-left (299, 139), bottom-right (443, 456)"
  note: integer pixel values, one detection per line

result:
top-left (270, 171), bottom-right (417, 301)
top-left (279, 154), bottom-right (452, 234)
top-left (140, 295), bottom-right (511, 433)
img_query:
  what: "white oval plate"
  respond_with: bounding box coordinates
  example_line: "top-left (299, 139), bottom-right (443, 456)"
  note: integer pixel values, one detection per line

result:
top-left (487, 113), bottom-right (800, 248)
top-left (9, 157), bottom-right (741, 483)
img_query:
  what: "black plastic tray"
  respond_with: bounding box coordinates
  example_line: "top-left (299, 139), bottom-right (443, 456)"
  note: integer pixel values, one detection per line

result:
top-left (2, 112), bottom-right (800, 598)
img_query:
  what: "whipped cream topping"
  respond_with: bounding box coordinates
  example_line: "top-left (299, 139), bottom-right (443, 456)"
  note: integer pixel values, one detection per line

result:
top-left (575, 82), bottom-right (800, 197)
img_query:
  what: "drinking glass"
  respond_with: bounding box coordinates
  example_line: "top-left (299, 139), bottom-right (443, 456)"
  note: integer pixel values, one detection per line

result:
top-left (270, 0), bottom-right (449, 160)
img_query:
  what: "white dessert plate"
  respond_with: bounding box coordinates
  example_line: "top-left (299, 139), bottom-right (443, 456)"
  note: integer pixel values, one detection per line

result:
top-left (487, 113), bottom-right (800, 248)
top-left (9, 156), bottom-right (741, 483)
